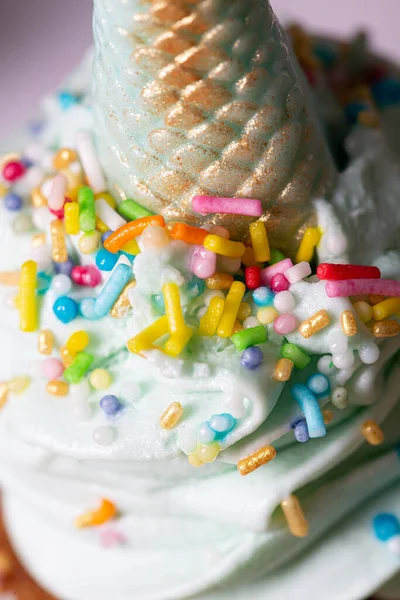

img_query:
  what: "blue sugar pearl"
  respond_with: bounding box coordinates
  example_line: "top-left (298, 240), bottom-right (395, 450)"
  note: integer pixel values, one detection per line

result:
top-left (53, 296), bottom-right (78, 324)
top-left (4, 193), bottom-right (23, 212)
top-left (307, 374), bottom-right (330, 397)
top-left (197, 422), bottom-right (216, 443)
top-left (21, 157), bottom-right (34, 169)
top-left (241, 346), bottom-right (263, 370)
top-left (100, 394), bottom-right (121, 416)
top-left (96, 248), bottom-right (119, 272)
top-left (291, 384), bottom-right (326, 439)
top-left (79, 298), bottom-right (102, 320)
top-left (373, 513), bottom-right (400, 542)
top-left (151, 294), bottom-right (165, 315)
top-left (102, 231), bottom-right (113, 244)
top-left (58, 91), bottom-right (79, 110)
top-left (294, 420), bottom-right (309, 443)
top-left (209, 413), bottom-right (236, 435)
top-left (54, 257), bottom-right (74, 277)
top-left (252, 286), bottom-right (274, 307)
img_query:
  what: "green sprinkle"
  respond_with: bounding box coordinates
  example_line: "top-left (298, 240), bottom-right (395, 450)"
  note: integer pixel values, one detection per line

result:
top-left (118, 199), bottom-right (153, 221)
top-left (269, 248), bottom-right (285, 265)
top-left (329, 361), bottom-right (334, 369)
top-left (281, 343), bottom-right (310, 369)
top-left (78, 186), bottom-right (96, 232)
top-left (231, 326), bottom-right (267, 351)
top-left (64, 352), bottom-right (94, 384)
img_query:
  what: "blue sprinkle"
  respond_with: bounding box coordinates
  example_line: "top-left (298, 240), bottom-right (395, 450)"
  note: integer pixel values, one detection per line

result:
top-left (252, 286), bottom-right (274, 307)
top-left (53, 296), bottom-right (78, 324)
top-left (79, 298), bottom-right (102, 320)
top-left (373, 513), bottom-right (400, 542)
top-left (100, 394), bottom-right (121, 416)
top-left (120, 251), bottom-right (136, 263)
top-left (187, 277), bottom-right (205, 298)
top-left (241, 346), bottom-right (263, 370)
top-left (197, 422), bottom-right (216, 444)
top-left (93, 264), bottom-right (132, 317)
top-left (96, 248), bottom-right (119, 272)
top-left (371, 78), bottom-right (400, 108)
top-left (294, 420), bottom-right (309, 443)
top-left (37, 272), bottom-right (52, 296)
top-left (4, 192), bottom-right (23, 212)
top-left (307, 374), bottom-right (330, 397)
top-left (57, 91), bottom-right (79, 110)
top-left (291, 384), bottom-right (326, 439)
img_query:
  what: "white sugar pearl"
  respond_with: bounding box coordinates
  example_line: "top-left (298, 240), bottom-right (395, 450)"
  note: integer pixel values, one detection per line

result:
top-left (317, 355), bottom-right (336, 376)
top-left (93, 426), bottom-right (115, 447)
top-left (274, 291), bottom-right (295, 313)
top-left (12, 214), bottom-right (33, 234)
top-left (203, 289), bottom-right (225, 306)
top-left (119, 381), bottom-right (141, 403)
top-left (70, 380), bottom-right (91, 400)
top-left (331, 387), bottom-right (348, 409)
top-left (335, 368), bottom-right (354, 386)
top-left (388, 535), bottom-right (400, 555)
top-left (243, 316), bottom-right (260, 329)
top-left (51, 273), bottom-right (72, 296)
top-left (177, 427), bottom-right (197, 455)
top-left (332, 349), bottom-right (355, 370)
top-left (71, 399), bottom-right (92, 422)
top-left (197, 422), bottom-right (215, 443)
top-left (328, 329), bottom-right (348, 354)
top-left (358, 342), bottom-right (380, 365)
top-left (224, 394), bottom-right (246, 418)
top-left (326, 233), bottom-right (347, 256)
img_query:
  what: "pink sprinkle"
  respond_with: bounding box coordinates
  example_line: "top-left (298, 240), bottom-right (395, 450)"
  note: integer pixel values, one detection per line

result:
top-left (261, 258), bottom-right (293, 285)
top-left (192, 196), bottom-right (263, 218)
top-left (48, 173), bottom-right (68, 211)
top-left (100, 528), bottom-right (127, 549)
top-left (274, 314), bottom-right (297, 335)
top-left (71, 265), bottom-right (102, 287)
top-left (189, 246), bottom-right (216, 279)
top-left (270, 273), bottom-right (289, 293)
top-left (325, 278), bottom-right (400, 298)
top-left (284, 262), bottom-right (312, 284)
top-left (42, 358), bottom-right (64, 380)
top-left (49, 197), bottom-right (71, 219)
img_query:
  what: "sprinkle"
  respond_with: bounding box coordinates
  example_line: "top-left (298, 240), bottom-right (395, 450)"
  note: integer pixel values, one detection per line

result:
top-left (284, 261), bottom-right (312, 284)
top-left (19, 260), bottom-right (37, 332)
top-left (0, 383), bottom-right (9, 409)
top-left (241, 247), bottom-right (259, 268)
top-left (79, 230), bottom-right (101, 254)
top-left (281, 343), bottom-right (311, 369)
top-left (48, 173), bottom-right (67, 211)
top-left (78, 186), bottom-right (96, 233)
top-left (252, 286), bottom-right (274, 307)
top-left (53, 147), bottom-right (78, 170)
top-left (170, 222), bottom-right (208, 245)
top-left (47, 380), bottom-right (69, 396)
top-left (326, 279), bottom-right (400, 298)
top-left (163, 283), bottom-right (185, 334)
top-left (340, 310), bottom-right (357, 336)
top-left (192, 195), bottom-right (262, 217)
top-left (237, 445), bottom-right (276, 476)
top-left (361, 419), bottom-right (384, 445)
top-left (95, 198), bottom-right (126, 231)
top-left (370, 294), bottom-right (386, 305)
top-left (31, 233), bottom-right (46, 248)
top-left (93, 263), bottom-right (132, 317)
top-left (295, 228), bottom-right (320, 264)
top-left (291, 384), bottom-right (326, 438)
top-left (110, 280), bottom-right (136, 319)
top-left (0, 271), bottom-right (20, 286)
top-left (64, 202), bottom-right (79, 235)
top-left (206, 273), bottom-right (233, 290)
top-left (104, 215), bottom-right (165, 254)
top-left (237, 302), bottom-right (252, 321)
top-left (8, 376), bottom-right (30, 395)
top-left (90, 369), bottom-right (112, 390)
top-left (269, 248), bottom-right (285, 265)
top-left (38, 330), bottom-right (53, 355)
top-left (127, 316), bottom-right (169, 353)
top-left (231, 325), bottom-right (267, 351)
top-left (245, 266), bottom-right (261, 290)
top-left (372, 297), bottom-right (400, 321)
top-left (217, 281), bottom-right (246, 338)
top-left (210, 225), bottom-right (230, 238)
top-left (100, 394), bottom-right (121, 416)
top-left (353, 300), bottom-right (373, 323)
top-left (50, 219), bottom-right (68, 264)
top-left (331, 387), bottom-right (348, 409)
top-left (299, 310), bottom-right (330, 338)
top-left (65, 331), bottom-right (90, 354)
top-left (197, 442), bottom-right (220, 463)
top-left (281, 495), bottom-right (309, 538)
top-left (249, 221), bottom-right (270, 262)
top-left (160, 401), bottom-right (183, 429)
top-left (240, 346), bottom-right (264, 370)
top-left (274, 314), bottom-right (297, 335)
top-left (64, 352), bottom-right (94, 384)
top-left (198, 297), bottom-right (225, 336)
top-left (203, 235), bottom-right (245, 259)
top-left (60, 345), bottom-right (74, 367)
top-left (274, 358), bottom-right (294, 381)
top-left (53, 296), bottom-right (78, 324)
top-left (76, 131), bottom-right (106, 193)
top-left (163, 326), bottom-right (193, 357)
top-left (75, 499), bottom-right (116, 529)
top-left (261, 258), bottom-right (293, 285)
top-left (323, 409), bottom-right (333, 424)
top-left (317, 263), bottom-right (381, 280)
top-left (121, 238), bottom-right (141, 255)
top-left (71, 265), bottom-right (102, 288)
top-left (118, 199), bottom-right (153, 221)
top-left (190, 246), bottom-right (217, 279)
top-left (373, 513), bottom-right (400, 542)
top-left (372, 320), bottom-right (400, 337)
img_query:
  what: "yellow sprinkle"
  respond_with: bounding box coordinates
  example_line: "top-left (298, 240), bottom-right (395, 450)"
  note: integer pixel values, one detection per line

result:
top-left (19, 260), bottom-right (37, 332)
top-left (217, 281), bottom-right (246, 338)
top-left (65, 202), bottom-right (80, 235)
top-left (372, 298), bottom-right (400, 321)
top-left (0, 383), bottom-right (9, 409)
top-left (249, 221), bottom-right (270, 262)
top-left (197, 442), bottom-right (220, 463)
top-left (203, 235), bottom-right (245, 259)
top-left (340, 310), bottom-right (357, 337)
top-left (66, 331), bottom-right (90, 354)
top-left (163, 283), bottom-right (185, 334)
top-left (75, 499), bottom-right (117, 529)
top-left (372, 320), bottom-right (400, 338)
top-left (274, 358), bottom-right (294, 382)
top-left (237, 445), bottom-right (276, 476)
top-left (163, 326), bottom-right (193, 357)
top-left (198, 297), bottom-right (225, 336)
top-left (47, 380), bottom-right (69, 397)
top-left (299, 309), bottom-right (329, 338)
top-left (257, 306), bottom-right (279, 325)
top-left (188, 454), bottom-right (204, 468)
top-left (31, 233), bottom-right (46, 248)
top-left (0, 271), bottom-right (20, 286)
top-left (96, 216), bottom-right (109, 234)
top-left (38, 329), bottom-right (53, 355)
top-left (60, 345), bottom-right (74, 367)
top-left (79, 231), bottom-right (101, 254)
top-left (281, 495), bottom-right (309, 538)
top-left (241, 246), bottom-right (260, 268)
top-left (237, 302), bottom-right (252, 322)
top-left (160, 401), bottom-right (183, 429)
top-left (127, 316), bottom-right (169, 354)
top-left (110, 280), bottom-right (136, 319)
top-left (8, 376), bottom-right (30, 395)
top-left (370, 294), bottom-right (386, 306)
top-left (121, 238), bottom-right (141, 256)
top-left (353, 300), bottom-right (373, 323)
top-left (50, 219), bottom-right (68, 263)
top-left (322, 409), bottom-right (333, 425)
top-left (295, 227), bottom-right (321, 264)
top-left (206, 273), bottom-right (233, 290)
top-left (361, 419), bottom-right (384, 446)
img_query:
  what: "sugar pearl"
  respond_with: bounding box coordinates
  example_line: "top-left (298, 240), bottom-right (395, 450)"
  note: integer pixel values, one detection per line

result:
top-left (331, 387), bottom-right (348, 409)
top-left (224, 393), bottom-right (246, 418)
top-left (93, 426), bottom-right (115, 446)
top-left (317, 355), bottom-right (336, 376)
top-left (197, 441), bottom-right (220, 463)
top-left (253, 286), bottom-right (274, 307)
top-left (307, 373), bottom-right (330, 396)
top-left (332, 350), bottom-right (355, 370)
top-left (358, 342), bottom-right (380, 365)
top-left (243, 316), bottom-right (260, 329)
top-left (326, 233), bottom-right (347, 256)
top-left (203, 289), bottom-right (225, 306)
top-left (41, 358), bottom-right (64, 380)
top-left (209, 413), bottom-right (236, 434)
top-left (177, 427), bottom-right (198, 455)
top-left (51, 274), bottom-right (72, 297)
top-left (327, 329), bottom-right (348, 354)
top-left (241, 346), bottom-right (263, 370)
top-left (294, 420), bottom-right (309, 443)
top-left (257, 306), bottom-right (279, 325)
top-left (273, 313), bottom-right (297, 335)
top-left (100, 395), bottom-right (121, 416)
top-left (270, 273), bottom-right (289, 293)
top-left (141, 225), bottom-right (169, 248)
top-left (12, 213), bottom-right (33, 234)
top-left (197, 422), bottom-right (216, 443)
top-left (274, 291), bottom-right (295, 313)
top-left (89, 369), bottom-right (111, 390)
top-left (71, 398), bottom-right (92, 421)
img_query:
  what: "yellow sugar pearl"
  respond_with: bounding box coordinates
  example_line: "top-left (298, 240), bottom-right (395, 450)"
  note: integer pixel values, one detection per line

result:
top-left (295, 227), bottom-right (320, 264)
top-left (79, 230), bottom-right (101, 254)
top-left (65, 202), bottom-right (80, 235)
top-left (65, 330), bottom-right (90, 354)
top-left (274, 358), bottom-right (294, 382)
top-left (353, 300), bottom-right (373, 323)
top-left (19, 260), bottom-right (37, 332)
top-left (89, 369), bottom-right (111, 390)
top-left (53, 148), bottom-right (78, 170)
top-left (31, 186), bottom-right (48, 208)
top-left (163, 283), bottom-right (185, 334)
top-left (60, 345), bottom-right (74, 367)
top-left (163, 326), bottom-right (193, 357)
top-left (237, 302), bottom-right (252, 322)
top-left (373, 320), bottom-right (400, 338)
top-left (188, 454), bottom-right (204, 468)
top-left (47, 380), bottom-right (69, 397)
top-left (31, 233), bottom-right (46, 248)
top-left (198, 297), bottom-right (225, 336)
top-left (257, 306), bottom-right (279, 325)
top-left (281, 495), bottom-right (309, 538)
top-left (372, 297), bottom-right (400, 321)
top-left (50, 219), bottom-right (68, 263)
top-left (197, 442), bottom-right (220, 463)
top-left (121, 238), bottom-right (141, 256)
top-left (0, 383), bottom-right (9, 409)
top-left (160, 401), bottom-right (183, 430)
top-left (217, 281), bottom-right (246, 338)
top-left (206, 273), bottom-right (234, 290)
top-left (0, 182), bottom-right (7, 198)
top-left (8, 376), bottom-right (30, 395)
top-left (361, 419), bottom-right (384, 446)
top-left (340, 310), bottom-right (357, 337)
top-left (38, 330), bottom-right (54, 355)
top-left (237, 445), bottom-right (276, 476)
top-left (110, 280), bottom-right (136, 319)
top-left (322, 409), bottom-right (333, 425)
top-left (127, 316), bottom-right (169, 354)
top-left (299, 310), bottom-right (329, 338)
top-left (249, 221), bottom-right (270, 262)
top-left (75, 499), bottom-right (117, 529)
top-left (203, 235), bottom-right (245, 259)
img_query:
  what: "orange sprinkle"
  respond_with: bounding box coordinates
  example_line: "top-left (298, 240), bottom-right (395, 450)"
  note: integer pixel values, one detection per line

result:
top-left (170, 222), bottom-right (208, 245)
top-left (75, 499), bottom-right (117, 528)
top-left (104, 215), bottom-right (165, 254)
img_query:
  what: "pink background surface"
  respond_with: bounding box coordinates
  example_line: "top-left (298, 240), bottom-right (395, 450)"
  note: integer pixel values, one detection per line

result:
top-left (0, 0), bottom-right (399, 139)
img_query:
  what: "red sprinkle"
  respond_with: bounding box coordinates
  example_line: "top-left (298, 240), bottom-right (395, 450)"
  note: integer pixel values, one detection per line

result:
top-left (245, 266), bottom-right (261, 290)
top-left (2, 160), bottom-right (26, 182)
top-left (49, 197), bottom-right (72, 220)
top-left (317, 263), bottom-right (381, 281)
top-left (71, 265), bottom-right (102, 288)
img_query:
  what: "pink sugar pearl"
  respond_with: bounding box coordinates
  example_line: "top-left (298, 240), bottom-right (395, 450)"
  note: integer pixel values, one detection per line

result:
top-left (2, 160), bottom-right (26, 182)
top-left (273, 313), bottom-right (297, 335)
top-left (41, 358), bottom-right (64, 380)
top-left (270, 273), bottom-right (289, 293)
top-left (141, 225), bottom-right (170, 248)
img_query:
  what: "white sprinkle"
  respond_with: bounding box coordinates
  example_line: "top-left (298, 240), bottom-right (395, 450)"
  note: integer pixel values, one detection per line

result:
top-left (76, 130), bottom-right (106, 193)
